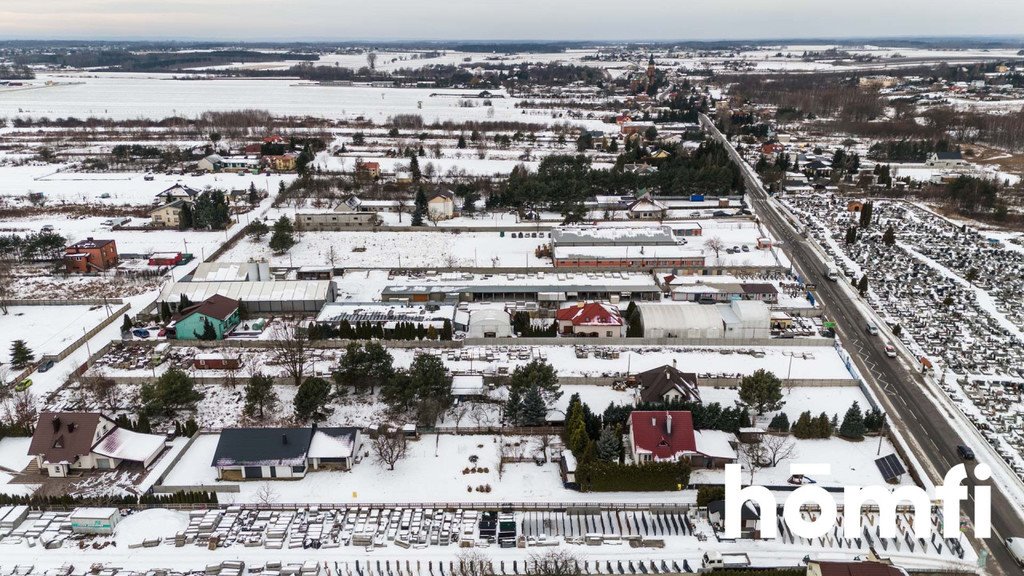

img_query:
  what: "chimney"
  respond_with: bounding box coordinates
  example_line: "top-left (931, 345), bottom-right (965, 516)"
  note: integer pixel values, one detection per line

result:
top-left (672, 358), bottom-right (677, 368)
top-left (666, 413), bottom-right (673, 435)
top-left (52, 416), bottom-right (62, 433)
top-left (282, 434), bottom-right (288, 445)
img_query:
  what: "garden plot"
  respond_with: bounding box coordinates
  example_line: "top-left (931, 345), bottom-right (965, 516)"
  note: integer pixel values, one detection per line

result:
top-left (691, 435), bottom-right (914, 489)
top-left (0, 163), bottom-right (292, 207)
top-left (401, 345), bottom-right (853, 380)
top-left (4, 213), bottom-right (230, 257)
top-left (0, 304), bottom-right (113, 366)
top-left (220, 229), bottom-right (550, 269)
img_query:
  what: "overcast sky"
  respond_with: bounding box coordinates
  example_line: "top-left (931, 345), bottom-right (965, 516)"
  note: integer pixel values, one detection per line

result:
top-left (0, 1), bottom-right (1022, 41)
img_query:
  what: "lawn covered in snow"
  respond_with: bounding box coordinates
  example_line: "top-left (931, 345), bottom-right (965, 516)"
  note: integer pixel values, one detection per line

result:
top-left (0, 304), bottom-right (113, 366)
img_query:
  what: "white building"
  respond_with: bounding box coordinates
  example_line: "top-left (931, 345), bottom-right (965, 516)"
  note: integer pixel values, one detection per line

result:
top-left (718, 300), bottom-right (771, 339)
top-left (467, 307), bottom-right (513, 338)
top-left (636, 303), bottom-right (724, 339)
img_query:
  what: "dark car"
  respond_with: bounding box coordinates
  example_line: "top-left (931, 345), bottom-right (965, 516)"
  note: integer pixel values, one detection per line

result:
top-left (132, 328), bottom-right (150, 339)
top-left (38, 360), bottom-right (55, 373)
top-left (957, 445), bottom-right (975, 460)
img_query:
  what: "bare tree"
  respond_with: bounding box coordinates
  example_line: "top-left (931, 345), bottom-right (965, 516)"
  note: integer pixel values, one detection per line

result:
top-left (469, 403), bottom-right (492, 428)
top-left (82, 372), bottom-right (121, 411)
top-left (449, 402), bottom-right (471, 433)
top-left (526, 549), bottom-right (582, 576)
top-left (271, 323), bottom-right (310, 387)
top-left (254, 482), bottom-right (279, 505)
top-left (457, 549), bottom-right (494, 576)
top-left (538, 434), bottom-right (553, 462)
top-left (4, 390), bottom-right (37, 431)
top-left (738, 440), bottom-right (767, 485)
top-left (704, 236), bottom-right (725, 260)
top-left (366, 51), bottom-right (378, 70)
top-left (372, 427), bottom-right (408, 471)
top-left (760, 434), bottom-right (798, 467)
top-left (396, 199), bottom-right (408, 223)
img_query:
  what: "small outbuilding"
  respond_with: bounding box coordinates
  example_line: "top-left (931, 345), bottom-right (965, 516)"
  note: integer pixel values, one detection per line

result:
top-left (69, 508), bottom-right (121, 535)
top-left (467, 308), bottom-right (512, 339)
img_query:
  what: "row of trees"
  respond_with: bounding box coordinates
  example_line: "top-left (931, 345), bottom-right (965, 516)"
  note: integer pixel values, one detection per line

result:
top-left (308, 320), bottom-right (454, 341)
top-left (0, 232), bottom-right (66, 263)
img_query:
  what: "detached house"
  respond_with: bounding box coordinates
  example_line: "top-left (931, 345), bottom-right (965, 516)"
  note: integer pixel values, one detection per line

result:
top-left (628, 410), bottom-right (736, 468)
top-left (171, 294), bottom-right (241, 340)
top-left (626, 192), bottom-right (668, 220)
top-left (555, 302), bottom-right (625, 338)
top-left (926, 151), bottom-right (969, 169)
top-left (155, 184), bottom-right (201, 204)
top-left (28, 412), bottom-right (166, 477)
top-left (632, 364), bottom-right (701, 403)
top-left (64, 238), bottom-right (118, 274)
top-left (211, 425), bottom-right (360, 480)
top-left (427, 190), bottom-right (456, 220)
top-left (149, 199), bottom-right (187, 228)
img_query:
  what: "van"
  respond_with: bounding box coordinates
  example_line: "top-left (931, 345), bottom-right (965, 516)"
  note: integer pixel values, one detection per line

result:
top-left (1006, 537), bottom-right (1024, 566)
top-left (866, 322), bottom-right (879, 336)
top-left (825, 267), bottom-right (839, 281)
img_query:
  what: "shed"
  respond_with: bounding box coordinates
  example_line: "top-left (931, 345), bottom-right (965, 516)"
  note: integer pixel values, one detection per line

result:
top-left (69, 508), bottom-right (121, 535)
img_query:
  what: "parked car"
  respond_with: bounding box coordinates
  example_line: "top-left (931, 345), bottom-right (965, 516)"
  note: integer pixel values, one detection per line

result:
top-left (956, 445), bottom-right (975, 460)
top-left (144, 174), bottom-right (155, 181)
top-left (132, 328), bottom-right (150, 339)
top-left (38, 359), bottom-right (55, 372)
top-left (741, 245), bottom-right (750, 252)
top-left (1005, 537), bottom-right (1024, 566)
top-left (14, 379), bottom-right (32, 392)
top-left (884, 343), bottom-right (897, 358)
top-left (41, 225), bottom-right (54, 233)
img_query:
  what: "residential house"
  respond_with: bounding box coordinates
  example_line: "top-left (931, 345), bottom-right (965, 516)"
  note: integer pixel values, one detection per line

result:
top-left (621, 120), bottom-right (655, 137)
top-left (155, 184), bottom-right (200, 204)
top-left (628, 410), bottom-right (737, 468)
top-left (925, 151), bottom-right (969, 169)
top-left (427, 190), bottom-right (456, 220)
top-left (171, 294), bottom-right (241, 340)
top-left (626, 192), bottom-right (668, 220)
top-left (631, 364), bottom-right (700, 404)
top-left (355, 161), bottom-right (381, 179)
top-left (28, 412), bottom-right (166, 477)
top-left (211, 425), bottom-right (360, 479)
top-left (198, 154), bottom-right (259, 173)
top-left (262, 153), bottom-right (299, 172)
top-left (739, 283), bottom-right (779, 304)
top-left (197, 154), bottom-right (225, 172)
top-left (554, 302), bottom-right (624, 338)
top-left (64, 238), bottom-right (118, 273)
top-left (149, 200), bottom-right (187, 228)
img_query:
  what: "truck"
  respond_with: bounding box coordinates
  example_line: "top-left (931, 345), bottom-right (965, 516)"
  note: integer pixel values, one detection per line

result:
top-left (702, 551), bottom-right (751, 570)
top-left (825, 267), bottom-right (839, 282)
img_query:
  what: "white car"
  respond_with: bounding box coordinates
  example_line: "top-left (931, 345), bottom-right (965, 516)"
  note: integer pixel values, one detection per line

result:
top-left (1006, 537), bottom-right (1024, 566)
top-left (884, 343), bottom-right (897, 358)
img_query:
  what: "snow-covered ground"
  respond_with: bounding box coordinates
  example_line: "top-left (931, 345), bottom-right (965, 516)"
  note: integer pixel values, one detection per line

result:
top-left (0, 304), bottom-right (113, 367)
top-left (0, 74), bottom-right (605, 130)
top-left (0, 163), bottom-right (293, 207)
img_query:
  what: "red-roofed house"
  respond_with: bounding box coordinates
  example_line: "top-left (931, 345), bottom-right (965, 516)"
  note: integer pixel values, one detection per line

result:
top-left (64, 238), bottom-right (118, 274)
top-left (629, 410), bottom-right (737, 468)
top-left (555, 302), bottom-right (625, 338)
top-left (356, 161), bottom-right (381, 179)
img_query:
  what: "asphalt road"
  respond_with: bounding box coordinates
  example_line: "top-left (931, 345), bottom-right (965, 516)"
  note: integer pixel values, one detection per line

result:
top-left (700, 115), bottom-right (1024, 575)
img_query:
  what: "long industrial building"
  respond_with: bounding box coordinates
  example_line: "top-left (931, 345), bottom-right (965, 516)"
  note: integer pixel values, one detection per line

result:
top-left (159, 280), bottom-right (336, 313)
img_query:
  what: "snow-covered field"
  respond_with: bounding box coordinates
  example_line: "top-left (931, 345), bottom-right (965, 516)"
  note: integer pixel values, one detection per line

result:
top-left (0, 74), bottom-right (604, 129)
top-left (0, 304), bottom-right (113, 366)
top-left (0, 164), bottom-right (292, 207)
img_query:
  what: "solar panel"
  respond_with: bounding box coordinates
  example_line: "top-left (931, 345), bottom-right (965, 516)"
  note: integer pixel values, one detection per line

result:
top-left (874, 454), bottom-right (906, 481)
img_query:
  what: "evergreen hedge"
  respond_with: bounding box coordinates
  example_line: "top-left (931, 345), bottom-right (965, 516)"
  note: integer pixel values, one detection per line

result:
top-left (575, 460), bottom-right (690, 492)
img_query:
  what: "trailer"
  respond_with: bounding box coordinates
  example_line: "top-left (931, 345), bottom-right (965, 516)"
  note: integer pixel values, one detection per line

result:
top-left (702, 551), bottom-right (751, 570)
top-left (69, 507), bottom-right (121, 535)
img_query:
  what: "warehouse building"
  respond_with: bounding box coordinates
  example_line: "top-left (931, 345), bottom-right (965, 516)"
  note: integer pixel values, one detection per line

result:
top-left (315, 302), bottom-right (454, 331)
top-left (635, 301), bottom-right (771, 340)
top-left (159, 280), bottom-right (335, 313)
top-left (381, 272), bottom-right (663, 307)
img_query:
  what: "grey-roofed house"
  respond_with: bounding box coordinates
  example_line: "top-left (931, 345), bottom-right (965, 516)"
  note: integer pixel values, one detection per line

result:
top-left (211, 425), bottom-right (360, 480)
top-left (633, 364), bottom-right (701, 403)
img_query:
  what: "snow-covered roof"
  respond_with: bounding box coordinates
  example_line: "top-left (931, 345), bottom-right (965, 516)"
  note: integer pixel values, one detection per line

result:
top-left (451, 374), bottom-right (486, 396)
top-left (92, 428), bottom-right (166, 463)
top-left (694, 430), bottom-right (737, 461)
top-left (636, 303), bottom-right (723, 332)
top-left (160, 280), bottom-right (333, 304)
top-left (307, 430), bottom-right (356, 460)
